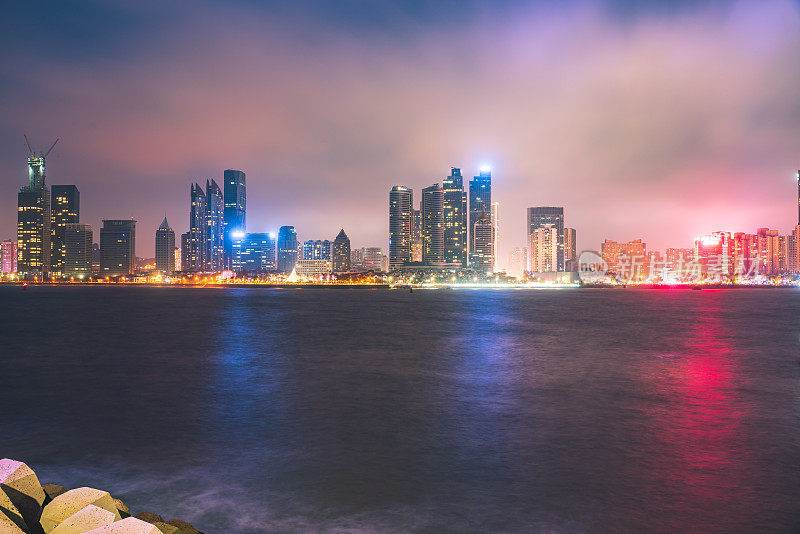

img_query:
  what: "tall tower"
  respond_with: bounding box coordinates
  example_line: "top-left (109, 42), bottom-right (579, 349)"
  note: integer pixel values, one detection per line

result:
top-left (50, 185), bottom-right (80, 274)
top-left (527, 207), bottom-right (565, 271)
top-left (223, 169), bottom-right (246, 268)
top-left (422, 183), bottom-right (445, 265)
top-left (469, 167), bottom-right (491, 267)
top-left (442, 167), bottom-right (468, 266)
top-left (490, 201), bottom-right (499, 271)
top-left (17, 138), bottom-right (57, 275)
top-left (389, 186), bottom-right (413, 269)
top-left (332, 229), bottom-right (351, 273)
top-left (155, 217), bottom-right (176, 274)
top-left (472, 209), bottom-right (495, 274)
top-left (188, 183), bottom-right (206, 271)
top-left (277, 225), bottom-right (298, 273)
top-left (204, 179), bottom-right (224, 271)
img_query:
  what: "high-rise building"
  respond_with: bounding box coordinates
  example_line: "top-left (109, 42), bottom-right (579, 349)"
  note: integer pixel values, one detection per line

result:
top-left (491, 201), bottom-right (500, 271)
top-left (788, 225), bottom-right (800, 274)
top-left (332, 229), bottom-right (351, 273)
top-left (303, 240), bottom-right (332, 260)
top-left (694, 232), bottom-right (734, 278)
top-left (223, 169), bottom-right (246, 268)
top-left (188, 183), bottom-right (206, 271)
top-left (442, 167), bottom-right (468, 266)
top-left (180, 232), bottom-right (190, 272)
top-left (508, 247), bottom-right (528, 279)
top-left (277, 226), bottom-right (298, 273)
top-left (472, 210), bottom-right (495, 273)
top-left (411, 208), bottom-right (423, 262)
top-left (756, 228), bottom-right (780, 276)
top-left (63, 223), bottom-right (93, 277)
top-left (564, 228), bottom-right (577, 269)
top-left (362, 247), bottom-right (383, 271)
top-left (601, 238), bottom-right (647, 278)
top-left (389, 186), bottom-right (413, 269)
top-left (527, 207), bottom-right (565, 271)
top-left (50, 185), bottom-right (80, 275)
top-left (530, 225), bottom-right (558, 273)
top-left (1, 240), bottom-right (17, 274)
top-left (204, 179), bottom-right (225, 271)
top-left (174, 246), bottom-right (181, 272)
top-left (796, 170), bottom-right (800, 225)
top-left (422, 184), bottom-right (445, 265)
top-left (17, 148), bottom-right (53, 275)
top-left (100, 220), bottom-right (136, 277)
top-left (91, 243), bottom-right (101, 273)
top-left (350, 248), bottom-right (364, 269)
top-left (231, 233), bottom-right (276, 271)
top-left (155, 217), bottom-right (176, 274)
top-left (469, 167), bottom-right (491, 267)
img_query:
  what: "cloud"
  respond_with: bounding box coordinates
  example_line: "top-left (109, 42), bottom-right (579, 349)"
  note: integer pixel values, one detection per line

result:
top-left (1, 0), bottom-right (799, 262)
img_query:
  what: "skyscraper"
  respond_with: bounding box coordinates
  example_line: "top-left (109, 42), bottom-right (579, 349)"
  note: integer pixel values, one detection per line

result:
top-left (188, 183), bottom-right (206, 271)
top-left (100, 220), bottom-right (136, 277)
top-left (232, 233), bottom-right (276, 271)
top-left (17, 148), bottom-right (53, 275)
top-left (332, 229), bottom-right (351, 273)
top-left (472, 210), bottom-right (495, 273)
top-left (796, 170), bottom-right (799, 225)
top-left (277, 226), bottom-right (298, 273)
top-left (564, 227), bottom-right (577, 269)
top-left (469, 167), bottom-right (491, 267)
top-left (50, 185), bottom-right (80, 275)
top-left (223, 169), bottom-right (246, 268)
top-left (491, 201), bottom-right (500, 270)
top-left (422, 184), bottom-right (445, 265)
top-left (1, 240), bottom-right (17, 274)
top-left (442, 167), bottom-right (468, 266)
top-left (180, 232), bottom-right (190, 272)
top-left (204, 179), bottom-right (224, 271)
top-left (63, 223), bottom-right (93, 277)
top-left (411, 208), bottom-right (423, 262)
top-left (155, 217), bottom-right (176, 274)
top-left (527, 207), bottom-right (565, 271)
top-left (530, 225), bottom-right (558, 273)
top-left (389, 186), bottom-right (413, 269)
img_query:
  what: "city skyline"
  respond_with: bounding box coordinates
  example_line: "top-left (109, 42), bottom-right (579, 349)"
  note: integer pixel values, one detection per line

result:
top-left (2, 1), bottom-right (800, 260)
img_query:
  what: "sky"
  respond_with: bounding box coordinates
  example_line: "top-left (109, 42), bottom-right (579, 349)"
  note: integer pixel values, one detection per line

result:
top-left (2, 0), bottom-right (800, 265)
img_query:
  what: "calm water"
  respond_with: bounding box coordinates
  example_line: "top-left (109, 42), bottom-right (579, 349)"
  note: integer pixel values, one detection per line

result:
top-left (1, 286), bottom-right (800, 533)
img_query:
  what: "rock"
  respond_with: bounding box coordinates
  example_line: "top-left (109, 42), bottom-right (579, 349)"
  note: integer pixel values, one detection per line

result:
top-left (49, 504), bottom-right (116, 534)
top-left (164, 519), bottom-right (200, 534)
top-left (42, 484), bottom-right (67, 504)
top-left (133, 511), bottom-right (164, 524)
top-left (0, 506), bottom-right (27, 534)
top-left (82, 517), bottom-right (162, 533)
top-left (112, 498), bottom-right (130, 518)
top-left (0, 459), bottom-right (46, 534)
top-left (40, 488), bottom-right (121, 533)
top-left (152, 522), bottom-right (180, 534)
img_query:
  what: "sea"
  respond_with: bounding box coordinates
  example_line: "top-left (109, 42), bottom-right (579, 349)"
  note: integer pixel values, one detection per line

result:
top-left (1, 286), bottom-right (799, 533)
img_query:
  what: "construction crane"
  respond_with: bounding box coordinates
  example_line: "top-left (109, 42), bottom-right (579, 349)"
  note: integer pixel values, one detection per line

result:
top-left (23, 135), bottom-right (59, 157)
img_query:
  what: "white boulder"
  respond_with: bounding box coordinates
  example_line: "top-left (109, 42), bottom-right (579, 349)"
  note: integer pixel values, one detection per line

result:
top-left (82, 517), bottom-right (161, 534)
top-left (40, 488), bottom-right (121, 533)
top-left (49, 504), bottom-right (117, 534)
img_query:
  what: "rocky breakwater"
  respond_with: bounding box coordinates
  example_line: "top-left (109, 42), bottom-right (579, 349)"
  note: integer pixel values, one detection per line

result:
top-left (0, 459), bottom-right (204, 534)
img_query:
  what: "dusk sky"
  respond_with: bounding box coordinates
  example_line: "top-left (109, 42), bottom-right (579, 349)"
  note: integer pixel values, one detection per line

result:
top-left (2, 0), bottom-right (800, 264)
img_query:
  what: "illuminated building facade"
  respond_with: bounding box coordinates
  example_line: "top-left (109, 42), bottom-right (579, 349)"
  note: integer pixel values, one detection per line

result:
top-left (17, 151), bottom-right (52, 275)
top-left (530, 224), bottom-right (558, 273)
top-left (468, 168), bottom-right (491, 267)
top-left (50, 185), bottom-right (80, 275)
top-left (491, 201), bottom-right (499, 271)
top-left (180, 232), bottom-right (190, 272)
top-left (332, 229), bottom-right (351, 273)
top-left (100, 219), bottom-right (136, 277)
top-left (442, 167), bottom-right (467, 266)
top-left (694, 232), bottom-right (733, 278)
top-left (564, 227), bottom-right (576, 269)
top-left (63, 223), bottom-right (93, 277)
top-left (601, 238), bottom-right (647, 277)
top-left (303, 240), bottom-right (332, 260)
top-left (1, 240), bottom-right (17, 273)
top-left (528, 207), bottom-right (565, 271)
top-left (204, 179), bottom-right (225, 271)
top-left (472, 210), bottom-right (495, 273)
top-left (411, 208), bottom-right (423, 262)
top-left (755, 228), bottom-right (780, 275)
top-left (422, 183), bottom-right (444, 265)
top-left (508, 247), bottom-right (527, 278)
top-left (277, 226), bottom-right (298, 273)
top-left (788, 225), bottom-right (800, 274)
top-left (155, 217), bottom-right (176, 274)
top-left (232, 233), bottom-right (276, 271)
top-left (223, 169), bottom-right (246, 268)
top-left (389, 185), bottom-right (413, 269)
top-left (362, 247), bottom-right (383, 271)
top-left (187, 183), bottom-right (206, 271)
top-left (295, 259), bottom-right (332, 277)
